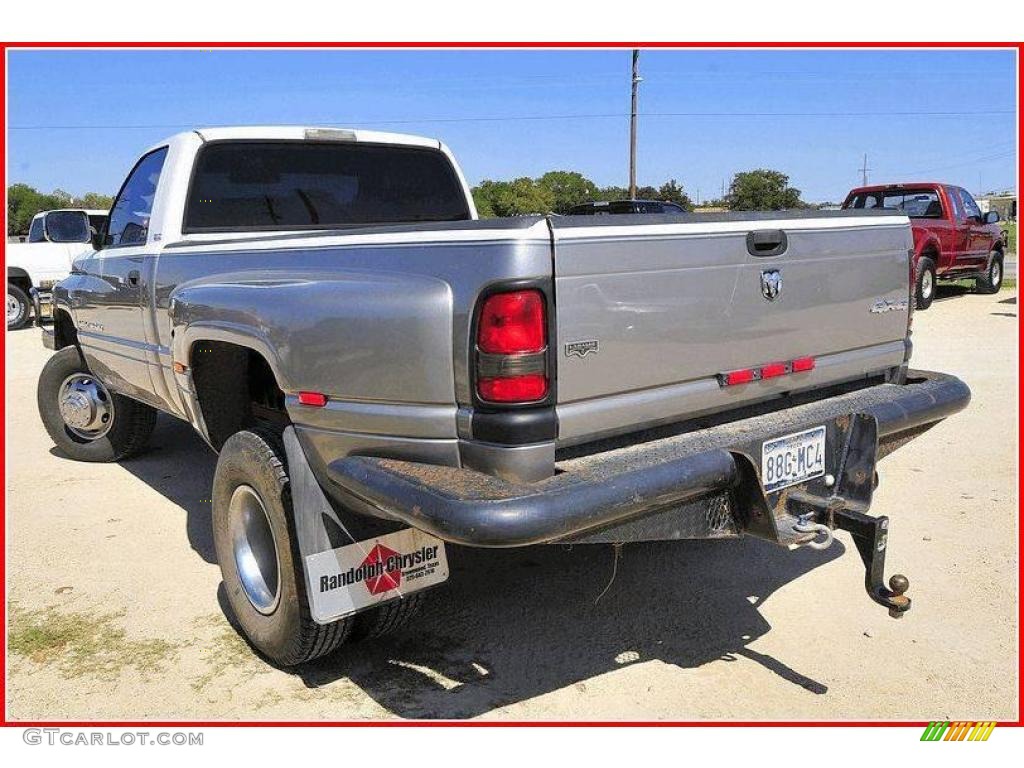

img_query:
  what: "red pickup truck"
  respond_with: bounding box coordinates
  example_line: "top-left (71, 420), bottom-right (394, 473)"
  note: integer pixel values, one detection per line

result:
top-left (843, 183), bottom-right (1005, 309)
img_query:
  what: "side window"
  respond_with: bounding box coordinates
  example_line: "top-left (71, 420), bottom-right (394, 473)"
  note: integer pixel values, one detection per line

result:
top-left (946, 187), bottom-right (963, 220)
top-left (106, 147), bottom-right (168, 247)
top-left (28, 216), bottom-right (45, 243)
top-left (958, 188), bottom-right (982, 221)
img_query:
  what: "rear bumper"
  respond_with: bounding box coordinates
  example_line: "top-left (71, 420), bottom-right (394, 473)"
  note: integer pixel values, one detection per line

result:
top-left (325, 370), bottom-right (970, 547)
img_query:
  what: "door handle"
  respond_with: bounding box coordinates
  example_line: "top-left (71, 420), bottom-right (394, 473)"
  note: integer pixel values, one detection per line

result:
top-left (127, 270), bottom-right (140, 286)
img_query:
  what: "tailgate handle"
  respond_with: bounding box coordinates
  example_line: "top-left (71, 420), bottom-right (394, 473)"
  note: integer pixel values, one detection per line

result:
top-left (746, 229), bottom-right (788, 257)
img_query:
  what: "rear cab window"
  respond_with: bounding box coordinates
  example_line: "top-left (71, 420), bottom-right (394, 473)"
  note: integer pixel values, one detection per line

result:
top-left (844, 188), bottom-right (945, 219)
top-left (183, 141), bottom-right (472, 232)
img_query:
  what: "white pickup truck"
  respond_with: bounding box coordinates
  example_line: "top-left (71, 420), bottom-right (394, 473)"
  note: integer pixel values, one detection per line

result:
top-left (7, 209), bottom-right (107, 330)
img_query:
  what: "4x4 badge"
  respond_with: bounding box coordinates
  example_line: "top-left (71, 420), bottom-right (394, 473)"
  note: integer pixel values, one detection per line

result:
top-left (761, 269), bottom-right (782, 301)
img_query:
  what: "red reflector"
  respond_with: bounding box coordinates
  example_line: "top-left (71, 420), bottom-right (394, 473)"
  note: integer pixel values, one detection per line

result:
top-left (477, 290), bottom-right (546, 354)
top-left (724, 369), bottom-right (755, 386)
top-left (297, 391), bottom-right (328, 407)
top-left (477, 374), bottom-right (549, 403)
top-left (760, 362), bottom-right (787, 379)
top-left (792, 356), bottom-right (815, 373)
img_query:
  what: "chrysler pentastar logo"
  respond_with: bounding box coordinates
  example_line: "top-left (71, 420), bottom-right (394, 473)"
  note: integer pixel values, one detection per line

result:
top-left (761, 269), bottom-right (782, 301)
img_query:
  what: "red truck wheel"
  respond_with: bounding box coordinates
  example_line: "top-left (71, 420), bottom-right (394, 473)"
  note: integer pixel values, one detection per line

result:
top-left (977, 252), bottom-right (1004, 294)
top-left (915, 257), bottom-right (936, 310)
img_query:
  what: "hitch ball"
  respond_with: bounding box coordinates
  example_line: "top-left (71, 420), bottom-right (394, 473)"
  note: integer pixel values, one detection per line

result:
top-left (887, 574), bottom-right (910, 619)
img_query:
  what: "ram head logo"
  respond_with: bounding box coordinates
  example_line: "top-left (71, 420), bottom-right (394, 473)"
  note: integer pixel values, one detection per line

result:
top-left (761, 269), bottom-right (782, 301)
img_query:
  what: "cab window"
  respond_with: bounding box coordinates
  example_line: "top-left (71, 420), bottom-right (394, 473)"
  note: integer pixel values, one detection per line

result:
top-left (106, 147), bottom-right (168, 247)
top-left (28, 215), bottom-right (45, 243)
top-left (957, 188), bottom-right (983, 221)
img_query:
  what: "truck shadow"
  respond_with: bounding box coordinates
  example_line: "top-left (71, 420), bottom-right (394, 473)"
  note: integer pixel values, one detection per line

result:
top-left (117, 413), bottom-right (841, 719)
top-left (296, 537), bottom-right (841, 719)
top-left (115, 414), bottom-right (219, 563)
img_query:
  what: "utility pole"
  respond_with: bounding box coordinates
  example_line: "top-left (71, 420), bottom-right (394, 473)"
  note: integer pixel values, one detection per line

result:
top-left (629, 49), bottom-right (640, 199)
top-left (860, 153), bottom-right (871, 187)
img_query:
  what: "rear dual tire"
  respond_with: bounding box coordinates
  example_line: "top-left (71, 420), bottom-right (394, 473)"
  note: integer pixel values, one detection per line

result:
top-left (212, 428), bottom-right (425, 667)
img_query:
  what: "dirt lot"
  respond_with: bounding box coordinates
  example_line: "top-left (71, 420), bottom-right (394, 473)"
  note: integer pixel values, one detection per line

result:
top-left (5, 287), bottom-right (1018, 721)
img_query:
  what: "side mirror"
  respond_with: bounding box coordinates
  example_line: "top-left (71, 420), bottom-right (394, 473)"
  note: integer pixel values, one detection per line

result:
top-left (984, 211), bottom-right (1000, 224)
top-left (91, 230), bottom-right (105, 251)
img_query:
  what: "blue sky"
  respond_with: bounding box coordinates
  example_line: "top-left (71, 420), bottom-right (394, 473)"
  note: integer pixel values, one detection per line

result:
top-left (6, 49), bottom-right (1017, 203)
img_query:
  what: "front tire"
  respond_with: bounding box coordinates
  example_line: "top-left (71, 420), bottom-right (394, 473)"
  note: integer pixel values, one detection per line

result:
top-left (8, 283), bottom-right (31, 330)
top-left (977, 252), bottom-right (1004, 294)
top-left (915, 257), bottom-right (936, 310)
top-left (37, 346), bottom-right (157, 462)
top-left (212, 428), bottom-right (352, 666)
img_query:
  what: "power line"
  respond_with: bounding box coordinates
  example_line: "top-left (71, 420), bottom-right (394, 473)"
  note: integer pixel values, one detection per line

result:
top-left (8, 109), bottom-right (1015, 131)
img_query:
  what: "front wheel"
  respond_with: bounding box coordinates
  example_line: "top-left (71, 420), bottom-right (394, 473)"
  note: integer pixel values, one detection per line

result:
top-left (37, 346), bottom-right (157, 462)
top-left (976, 252), bottom-right (1004, 294)
top-left (7, 283), bottom-right (31, 330)
top-left (212, 428), bottom-right (353, 666)
top-left (915, 257), bottom-right (936, 311)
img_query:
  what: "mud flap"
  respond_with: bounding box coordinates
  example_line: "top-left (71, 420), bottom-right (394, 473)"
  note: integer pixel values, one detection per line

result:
top-left (282, 427), bottom-right (449, 625)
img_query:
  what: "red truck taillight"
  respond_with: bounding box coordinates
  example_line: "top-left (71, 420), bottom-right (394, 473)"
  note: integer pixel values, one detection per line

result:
top-left (475, 289), bottom-right (549, 404)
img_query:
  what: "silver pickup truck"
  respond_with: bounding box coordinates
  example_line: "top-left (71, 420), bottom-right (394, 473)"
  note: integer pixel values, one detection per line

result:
top-left (38, 126), bottom-right (970, 666)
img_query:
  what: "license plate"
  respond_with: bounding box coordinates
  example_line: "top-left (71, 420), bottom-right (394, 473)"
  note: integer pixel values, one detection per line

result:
top-left (304, 527), bottom-right (449, 623)
top-left (761, 425), bottom-right (826, 492)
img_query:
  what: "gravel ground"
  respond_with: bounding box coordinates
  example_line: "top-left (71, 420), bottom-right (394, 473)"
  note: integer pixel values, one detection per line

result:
top-left (5, 287), bottom-right (1018, 721)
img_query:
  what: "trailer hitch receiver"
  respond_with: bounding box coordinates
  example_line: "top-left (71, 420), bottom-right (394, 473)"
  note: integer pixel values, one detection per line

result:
top-left (832, 508), bottom-right (911, 618)
top-left (780, 413), bottom-right (911, 618)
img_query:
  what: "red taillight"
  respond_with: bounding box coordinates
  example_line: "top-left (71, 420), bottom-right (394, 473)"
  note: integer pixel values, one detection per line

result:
top-left (720, 356), bottom-right (816, 387)
top-left (724, 369), bottom-right (756, 386)
top-left (475, 289), bottom-right (549, 404)
top-left (298, 391), bottom-right (328, 407)
top-left (477, 290), bottom-right (546, 354)
top-left (478, 373), bottom-right (549, 403)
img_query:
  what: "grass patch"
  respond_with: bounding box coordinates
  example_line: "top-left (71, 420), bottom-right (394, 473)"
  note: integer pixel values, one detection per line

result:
top-left (190, 616), bottom-right (258, 692)
top-left (9, 604), bottom-right (179, 680)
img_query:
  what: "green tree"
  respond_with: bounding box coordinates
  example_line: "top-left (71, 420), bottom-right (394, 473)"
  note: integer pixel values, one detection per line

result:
top-left (725, 169), bottom-right (804, 211)
top-left (596, 185), bottom-right (629, 202)
top-left (657, 179), bottom-right (694, 211)
top-left (536, 171), bottom-right (599, 214)
top-left (77, 192), bottom-right (114, 210)
top-left (472, 178), bottom-right (554, 218)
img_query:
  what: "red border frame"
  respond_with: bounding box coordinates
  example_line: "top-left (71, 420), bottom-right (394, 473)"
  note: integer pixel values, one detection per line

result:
top-left (0, 40), bottom-right (1020, 728)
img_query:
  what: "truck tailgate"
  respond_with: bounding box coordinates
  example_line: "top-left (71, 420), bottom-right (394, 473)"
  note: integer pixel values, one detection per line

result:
top-left (550, 211), bottom-right (912, 445)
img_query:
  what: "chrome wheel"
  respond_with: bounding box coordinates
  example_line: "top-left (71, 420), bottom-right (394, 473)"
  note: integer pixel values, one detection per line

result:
top-left (58, 373), bottom-right (115, 440)
top-left (229, 484), bottom-right (281, 615)
top-left (921, 269), bottom-right (934, 300)
top-left (991, 260), bottom-right (1002, 287)
top-left (8, 293), bottom-right (23, 325)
